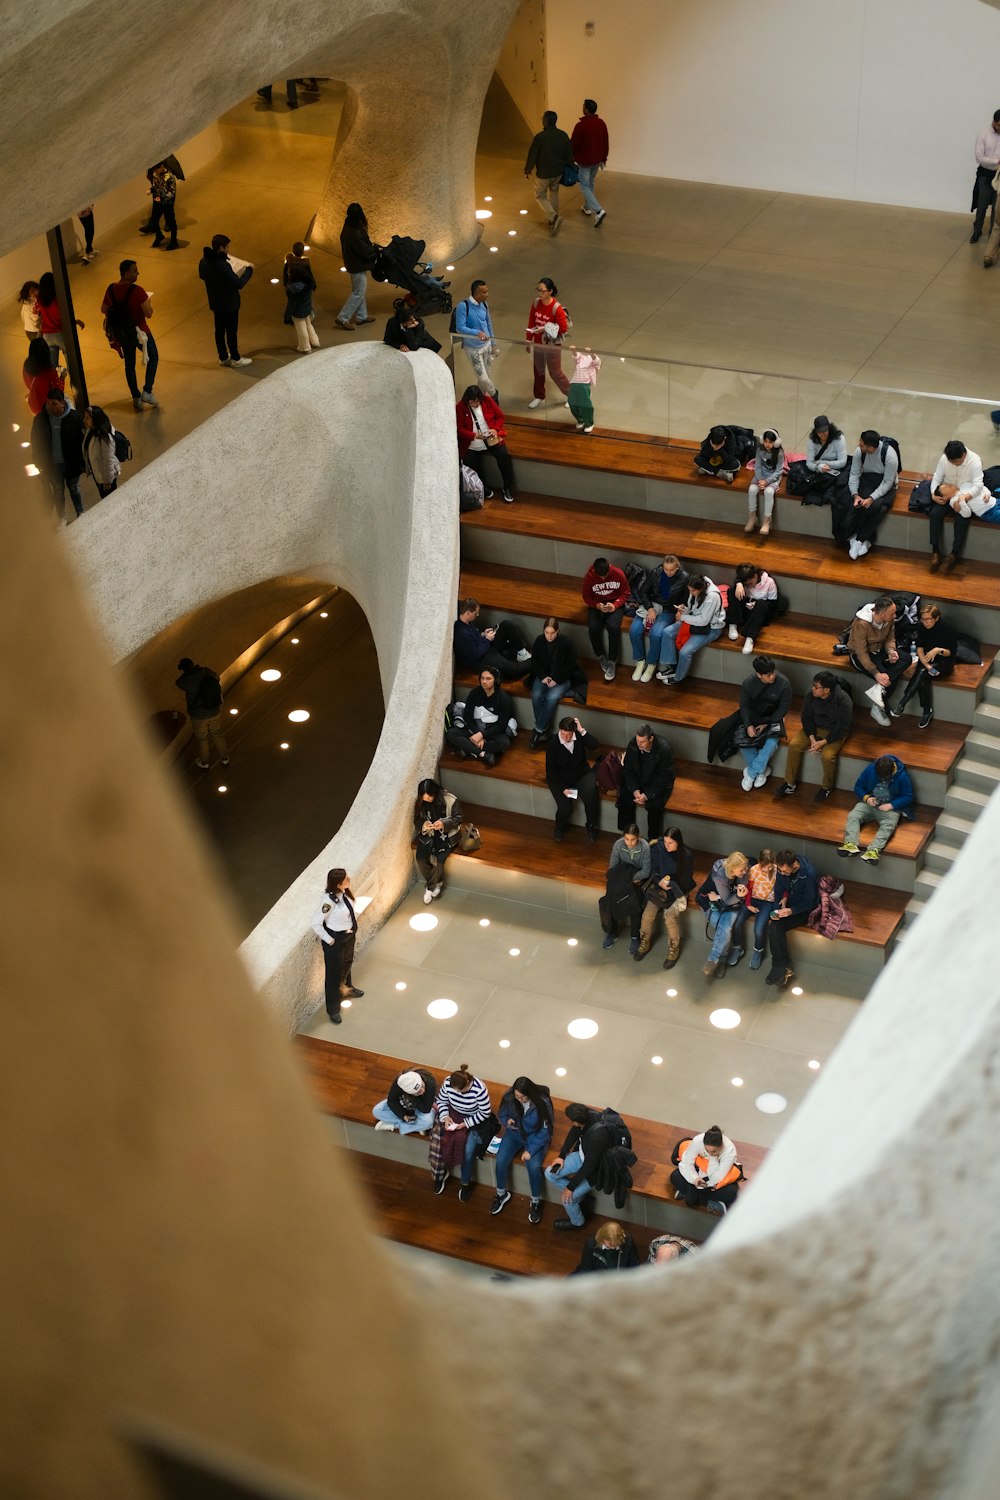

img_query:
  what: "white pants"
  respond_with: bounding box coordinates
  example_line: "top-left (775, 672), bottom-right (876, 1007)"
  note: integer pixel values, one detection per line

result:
top-left (466, 344), bottom-right (497, 395)
top-left (749, 481), bottom-right (776, 518)
top-left (293, 316), bottom-right (320, 352)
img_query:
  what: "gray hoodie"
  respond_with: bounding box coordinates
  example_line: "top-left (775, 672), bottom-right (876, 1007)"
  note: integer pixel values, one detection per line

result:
top-left (753, 430), bottom-right (785, 485)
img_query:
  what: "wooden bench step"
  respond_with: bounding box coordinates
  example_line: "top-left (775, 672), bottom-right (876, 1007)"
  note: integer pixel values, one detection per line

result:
top-left (446, 737), bottom-right (936, 859)
top-left (456, 803), bottom-right (909, 952)
top-left (454, 660), bottom-right (966, 778)
top-left (459, 560), bottom-right (995, 695)
top-left (461, 491), bottom-right (1000, 612)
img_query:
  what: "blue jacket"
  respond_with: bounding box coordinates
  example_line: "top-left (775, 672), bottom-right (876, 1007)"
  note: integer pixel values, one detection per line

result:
top-left (774, 854), bottom-right (819, 917)
top-left (453, 617), bottom-right (490, 669)
top-left (454, 296), bottom-right (493, 350)
top-left (852, 757), bottom-right (914, 817)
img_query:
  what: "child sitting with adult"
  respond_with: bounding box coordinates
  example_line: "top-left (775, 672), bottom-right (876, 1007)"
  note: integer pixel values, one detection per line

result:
top-left (695, 425), bottom-right (740, 484)
top-left (455, 384), bottom-right (516, 502)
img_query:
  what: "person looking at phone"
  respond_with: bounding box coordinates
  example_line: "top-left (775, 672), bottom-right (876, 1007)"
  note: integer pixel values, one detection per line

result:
top-left (670, 1126), bottom-right (741, 1216)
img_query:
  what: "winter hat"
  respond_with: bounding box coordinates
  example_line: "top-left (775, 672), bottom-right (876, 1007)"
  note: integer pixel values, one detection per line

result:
top-left (397, 1070), bottom-right (424, 1095)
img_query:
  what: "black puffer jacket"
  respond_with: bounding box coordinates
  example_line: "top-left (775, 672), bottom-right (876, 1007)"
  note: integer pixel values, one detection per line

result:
top-left (199, 246), bottom-right (253, 312)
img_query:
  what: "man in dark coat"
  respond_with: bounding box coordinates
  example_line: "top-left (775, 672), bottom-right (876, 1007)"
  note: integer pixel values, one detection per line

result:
top-left (545, 716), bottom-right (601, 843)
top-left (175, 657), bottom-right (229, 770)
top-left (198, 233), bottom-right (254, 367)
top-left (383, 307), bottom-right (441, 353)
top-left (616, 724), bottom-right (675, 838)
top-left (31, 389), bottom-right (85, 523)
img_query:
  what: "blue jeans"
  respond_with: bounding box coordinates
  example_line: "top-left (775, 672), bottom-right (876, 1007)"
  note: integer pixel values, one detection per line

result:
top-left (739, 735), bottom-right (779, 781)
top-left (739, 900), bottom-right (775, 953)
top-left (629, 614), bottom-right (669, 663)
top-left (577, 163), bottom-right (604, 215)
top-left (657, 622), bottom-right (722, 681)
top-left (544, 1148), bottom-right (591, 1226)
top-left (372, 1099), bottom-right (435, 1136)
top-left (123, 330), bottom-right (158, 399)
top-left (708, 906), bottom-right (742, 963)
top-left (49, 464), bottom-right (84, 519)
top-left (338, 271), bottom-right (369, 323)
top-left (495, 1132), bottom-right (546, 1197)
top-left (531, 678), bottom-right (569, 732)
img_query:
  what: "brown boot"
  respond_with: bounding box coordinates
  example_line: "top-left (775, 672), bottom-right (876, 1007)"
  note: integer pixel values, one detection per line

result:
top-left (634, 938), bottom-right (651, 962)
top-left (663, 941), bottom-right (680, 970)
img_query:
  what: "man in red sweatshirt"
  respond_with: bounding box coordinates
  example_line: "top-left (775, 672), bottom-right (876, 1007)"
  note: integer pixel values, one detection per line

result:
top-left (582, 556), bottom-right (629, 681)
top-left (571, 100), bottom-right (610, 227)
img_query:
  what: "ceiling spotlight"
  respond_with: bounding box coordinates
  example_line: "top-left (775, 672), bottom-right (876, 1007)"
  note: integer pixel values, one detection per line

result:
top-left (479, 918), bottom-right (490, 928)
top-left (731, 1077), bottom-right (744, 1087)
top-left (475, 209), bottom-right (493, 220)
top-left (426, 998), bottom-right (458, 1020)
top-left (755, 1092), bottom-right (788, 1115)
top-left (808, 1059), bottom-right (821, 1071)
top-left (395, 982), bottom-right (407, 992)
top-left (290, 637), bottom-right (300, 645)
top-left (508, 947), bottom-right (520, 957)
top-left (260, 669), bottom-right (281, 682)
top-left (566, 938), bottom-right (578, 947)
top-left (408, 913), bottom-right (438, 932)
top-left (709, 1008), bottom-right (741, 1030)
top-left (217, 785), bottom-right (227, 794)
top-left (287, 710), bottom-right (309, 722)
top-left (651, 1055), bottom-right (663, 1066)
top-left (499, 1039), bottom-right (511, 1049)
top-left (567, 1018), bottom-right (598, 1040)
top-left (279, 742), bottom-right (289, 750)
top-left (555, 1067), bottom-right (567, 1077)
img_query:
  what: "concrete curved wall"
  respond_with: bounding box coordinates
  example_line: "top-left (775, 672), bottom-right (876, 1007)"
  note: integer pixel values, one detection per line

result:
top-left (66, 344), bottom-right (460, 1032)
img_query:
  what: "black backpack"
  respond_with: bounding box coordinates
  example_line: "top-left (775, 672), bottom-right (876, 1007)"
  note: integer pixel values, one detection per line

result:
top-left (878, 435), bottom-right (902, 471)
top-left (596, 1106), bottom-right (632, 1152)
top-left (448, 297), bottom-right (472, 335)
top-left (725, 425), bottom-right (757, 464)
top-left (113, 429), bottom-right (132, 463)
top-left (103, 285), bottom-right (138, 349)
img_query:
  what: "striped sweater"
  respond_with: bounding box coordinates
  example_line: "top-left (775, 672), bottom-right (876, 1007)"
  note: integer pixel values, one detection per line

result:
top-left (434, 1076), bottom-right (492, 1126)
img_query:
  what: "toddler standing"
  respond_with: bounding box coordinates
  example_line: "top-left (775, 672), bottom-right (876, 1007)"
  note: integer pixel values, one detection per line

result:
top-left (568, 345), bottom-right (601, 433)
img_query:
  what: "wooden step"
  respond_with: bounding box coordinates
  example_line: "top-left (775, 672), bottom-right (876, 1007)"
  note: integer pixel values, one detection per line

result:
top-left (454, 660), bottom-right (966, 780)
top-left (456, 803), bottom-right (909, 953)
top-left (459, 560), bottom-right (995, 695)
top-left (445, 733), bottom-right (935, 859)
top-left (461, 491), bottom-right (1000, 613)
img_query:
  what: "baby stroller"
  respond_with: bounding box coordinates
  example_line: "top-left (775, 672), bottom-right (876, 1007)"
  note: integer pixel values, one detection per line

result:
top-left (372, 234), bottom-right (452, 319)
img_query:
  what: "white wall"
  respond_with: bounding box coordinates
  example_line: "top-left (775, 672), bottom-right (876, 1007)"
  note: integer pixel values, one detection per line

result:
top-left (495, 0), bottom-right (548, 136)
top-left (541, 0), bottom-right (1000, 212)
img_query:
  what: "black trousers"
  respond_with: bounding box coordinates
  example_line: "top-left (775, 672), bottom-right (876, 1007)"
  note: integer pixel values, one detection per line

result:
top-left (587, 606), bottom-right (624, 662)
top-left (213, 307), bottom-right (241, 361)
top-left (322, 932), bottom-right (355, 1018)
top-left (929, 503), bottom-right (972, 559)
top-left (766, 909), bottom-right (810, 976)
top-left (150, 198), bottom-right (178, 243)
top-left (445, 726), bottom-right (511, 760)
top-left (727, 594), bottom-right (778, 637)
top-left (616, 794), bottom-right (667, 840)
top-left (79, 210), bottom-right (95, 252)
top-left (552, 770), bottom-right (600, 836)
top-left (464, 444), bottom-right (516, 495)
top-left (832, 474), bottom-right (895, 547)
top-left (897, 662), bottom-right (953, 713)
top-left (973, 164), bottom-right (997, 237)
top-left (415, 846), bottom-right (449, 888)
top-left (465, 620), bottom-right (527, 680)
top-left (849, 647), bottom-right (908, 699)
top-left (669, 1168), bottom-right (739, 1208)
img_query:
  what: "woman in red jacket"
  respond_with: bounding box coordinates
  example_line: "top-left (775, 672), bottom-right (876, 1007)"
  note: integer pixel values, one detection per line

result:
top-left (22, 336), bottom-right (64, 414)
top-left (526, 276), bottom-right (571, 407)
top-left (456, 385), bottom-right (517, 502)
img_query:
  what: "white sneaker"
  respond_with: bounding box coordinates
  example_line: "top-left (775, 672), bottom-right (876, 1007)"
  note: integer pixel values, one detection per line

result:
top-left (856, 540), bottom-right (871, 557)
top-left (870, 704), bottom-right (891, 728)
top-left (231, 356), bottom-right (252, 367)
top-left (753, 772), bottom-right (769, 788)
top-left (516, 648), bottom-right (532, 663)
top-left (741, 772), bottom-right (754, 792)
top-left (728, 624), bottom-right (739, 641)
top-left (423, 888), bottom-right (434, 904)
top-left (374, 1121), bottom-right (398, 1132)
top-left (742, 638), bottom-right (755, 655)
top-left (640, 662), bottom-right (658, 682)
top-left (430, 885), bottom-right (443, 899)
top-left (864, 683), bottom-right (885, 708)
top-left (632, 662), bottom-right (645, 681)
top-left (848, 538), bottom-right (860, 560)
top-left (581, 206), bottom-right (592, 216)
top-left (528, 397), bottom-right (543, 409)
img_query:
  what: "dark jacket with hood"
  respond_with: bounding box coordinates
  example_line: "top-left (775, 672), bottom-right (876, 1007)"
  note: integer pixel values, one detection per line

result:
top-left (386, 1068), bottom-right (438, 1123)
top-left (619, 733), bottom-right (676, 808)
top-left (340, 221), bottom-right (378, 274)
top-left (384, 310), bottom-right (441, 353)
top-left (199, 245), bottom-right (253, 312)
top-left (175, 662), bottom-right (223, 719)
top-left (571, 1234), bottom-right (641, 1274)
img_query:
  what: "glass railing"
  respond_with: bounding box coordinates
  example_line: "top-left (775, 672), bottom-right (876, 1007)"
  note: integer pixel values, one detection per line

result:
top-left (448, 334), bottom-right (1000, 476)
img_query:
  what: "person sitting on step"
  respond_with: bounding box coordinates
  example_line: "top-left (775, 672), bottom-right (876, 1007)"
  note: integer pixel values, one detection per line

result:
top-left (737, 654), bottom-right (791, 793)
top-left (763, 849), bottom-right (819, 989)
top-left (832, 430), bottom-right (899, 559)
top-left (453, 598), bottom-right (531, 677)
top-left (546, 715), bottom-right (601, 843)
top-left (648, 1232), bottom-right (699, 1263)
top-left (698, 850), bottom-right (750, 978)
top-left (526, 616), bottom-right (586, 748)
top-left (736, 848), bottom-right (779, 974)
top-left (455, 384), bottom-right (517, 502)
top-left (847, 595), bottom-right (907, 728)
top-left (837, 754), bottom-right (914, 866)
top-left (928, 439), bottom-right (991, 574)
top-left (889, 601), bottom-right (956, 730)
top-left (570, 1220), bottom-right (641, 1274)
top-left (373, 1067), bottom-right (438, 1135)
top-left (774, 671), bottom-right (854, 803)
top-left (582, 555), bottom-right (630, 682)
top-left (616, 724), bottom-right (676, 840)
top-left (601, 824), bottom-right (651, 956)
top-left (670, 1126), bottom-right (741, 1216)
top-left (726, 562), bottom-right (780, 656)
top-left (635, 825), bottom-right (695, 969)
top-left (746, 428), bottom-right (784, 534)
top-left (412, 778), bottom-right (463, 901)
top-left (629, 553), bottom-right (690, 681)
top-left (445, 667), bottom-right (517, 766)
top-left (695, 425), bottom-right (740, 484)
top-left (655, 574), bottom-right (726, 685)
top-left (432, 1063), bottom-right (495, 1202)
top-left (491, 1075), bottom-right (554, 1226)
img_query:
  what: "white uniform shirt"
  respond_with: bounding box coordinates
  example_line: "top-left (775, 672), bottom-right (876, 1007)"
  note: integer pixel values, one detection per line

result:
top-left (311, 892), bottom-right (355, 943)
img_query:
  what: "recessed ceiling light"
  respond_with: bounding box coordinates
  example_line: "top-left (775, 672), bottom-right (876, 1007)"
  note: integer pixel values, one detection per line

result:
top-left (319, 611), bottom-right (328, 618)
top-left (651, 1055), bottom-right (663, 1066)
top-left (567, 1018), bottom-right (598, 1040)
top-left (479, 918), bottom-right (490, 928)
top-left (260, 669), bottom-right (281, 682)
top-left (499, 1039), bottom-right (511, 1048)
top-left (290, 637), bottom-right (300, 644)
top-left (270, 277), bottom-right (280, 284)
top-left (427, 998), bottom-right (458, 1019)
top-left (566, 938), bottom-right (578, 947)
top-left (709, 1008), bottom-right (741, 1030)
top-left (665, 988), bottom-right (678, 998)
top-left (808, 1059), bottom-right (821, 1071)
top-left (475, 209), bottom-right (492, 220)
top-left (218, 785), bottom-right (227, 793)
top-left (287, 710), bottom-right (309, 722)
top-left (508, 947), bottom-right (520, 957)
top-left (279, 742), bottom-right (289, 750)
top-left (555, 1067), bottom-right (567, 1077)
top-left (483, 196), bottom-right (493, 202)
top-left (229, 708), bottom-right (238, 715)
top-left (395, 982), bottom-right (407, 992)
top-left (731, 1077), bottom-right (744, 1087)
top-left (519, 209), bottom-right (527, 215)
top-left (755, 1092), bottom-right (788, 1114)
top-left (791, 986), bottom-right (803, 996)
top-left (408, 913), bottom-right (438, 932)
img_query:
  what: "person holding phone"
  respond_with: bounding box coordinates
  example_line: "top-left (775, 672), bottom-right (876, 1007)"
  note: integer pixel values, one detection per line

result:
top-left (698, 851), bottom-right (750, 978)
top-left (491, 1075), bottom-right (554, 1224)
top-left (670, 1126), bottom-right (741, 1216)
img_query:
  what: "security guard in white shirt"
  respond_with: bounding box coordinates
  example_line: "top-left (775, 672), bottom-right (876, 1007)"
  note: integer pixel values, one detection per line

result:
top-left (311, 867), bottom-right (363, 1024)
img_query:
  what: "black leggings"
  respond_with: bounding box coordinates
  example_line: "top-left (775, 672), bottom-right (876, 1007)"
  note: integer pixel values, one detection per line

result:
top-left (464, 444), bottom-right (516, 494)
top-left (669, 1167), bottom-right (739, 1208)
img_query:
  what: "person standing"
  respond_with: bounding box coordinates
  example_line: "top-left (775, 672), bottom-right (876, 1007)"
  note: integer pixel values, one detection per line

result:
top-left (546, 716), bottom-right (601, 843)
top-left (310, 868), bottom-right (364, 1025)
top-left (283, 241), bottom-right (320, 353)
top-left (257, 80), bottom-right (299, 108)
top-left (77, 204), bottom-right (97, 262)
top-left (82, 406), bottom-right (121, 499)
top-left (30, 388), bottom-right (85, 524)
top-left (101, 259), bottom-right (159, 412)
top-left (149, 164), bottom-right (179, 250)
top-left (971, 109), bottom-right (1000, 243)
top-left (774, 671), bottom-right (853, 802)
top-left (454, 280), bottom-right (498, 396)
top-left (174, 656), bottom-right (230, 770)
top-left (570, 99), bottom-right (609, 227)
top-left (335, 202), bottom-right (378, 330)
top-left (199, 235), bottom-right (253, 367)
top-left (567, 344), bottom-right (601, 433)
top-left (582, 555), bottom-right (629, 681)
top-left (17, 280), bottom-right (41, 341)
top-left (526, 277), bottom-right (571, 408)
top-left (524, 110), bottom-right (573, 234)
top-left (491, 1075), bottom-right (554, 1225)
top-left (616, 725), bottom-right (675, 839)
top-left (36, 272), bottom-right (84, 366)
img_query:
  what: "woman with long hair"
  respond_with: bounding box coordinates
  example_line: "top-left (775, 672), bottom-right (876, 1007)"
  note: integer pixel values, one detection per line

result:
top-left (491, 1074), bottom-right (554, 1224)
top-left (525, 275), bottom-right (571, 406)
top-left (22, 336), bottom-right (63, 414)
top-left (455, 384), bottom-right (517, 501)
top-left (82, 406), bottom-right (121, 498)
top-left (636, 824), bottom-right (696, 969)
top-left (37, 271), bottom-right (85, 364)
top-left (283, 241), bottom-right (320, 352)
top-left (17, 280), bottom-right (41, 341)
top-left (525, 617), bottom-right (581, 747)
top-left (335, 203), bottom-right (378, 330)
top-left (412, 777), bottom-right (463, 903)
top-left (697, 850), bottom-right (750, 978)
top-left (432, 1064), bottom-right (495, 1201)
top-left (309, 867), bottom-right (363, 1025)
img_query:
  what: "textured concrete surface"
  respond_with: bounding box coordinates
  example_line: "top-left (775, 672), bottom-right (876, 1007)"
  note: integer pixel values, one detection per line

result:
top-left (65, 344), bottom-right (460, 1033)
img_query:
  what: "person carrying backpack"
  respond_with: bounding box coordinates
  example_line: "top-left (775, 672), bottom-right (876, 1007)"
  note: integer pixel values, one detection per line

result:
top-left (453, 279), bottom-right (498, 396)
top-left (832, 430), bottom-right (900, 558)
top-left (100, 259), bottom-right (159, 413)
top-left (175, 657), bottom-right (229, 770)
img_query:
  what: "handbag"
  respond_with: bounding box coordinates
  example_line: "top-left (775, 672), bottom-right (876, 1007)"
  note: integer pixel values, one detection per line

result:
top-left (733, 721), bottom-right (782, 749)
top-left (485, 432), bottom-right (500, 448)
top-left (642, 877), bottom-right (677, 910)
top-left (560, 163), bottom-right (580, 187)
top-left (458, 823), bottom-right (482, 854)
